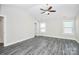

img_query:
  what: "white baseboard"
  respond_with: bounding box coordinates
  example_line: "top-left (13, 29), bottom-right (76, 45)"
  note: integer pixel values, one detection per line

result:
top-left (4, 34), bottom-right (79, 47)
top-left (75, 39), bottom-right (79, 43)
top-left (40, 34), bottom-right (75, 41)
top-left (4, 35), bottom-right (34, 47)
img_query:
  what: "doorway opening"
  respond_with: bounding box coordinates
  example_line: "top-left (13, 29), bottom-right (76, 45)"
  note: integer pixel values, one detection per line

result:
top-left (34, 22), bottom-right (37, 37)
top-left (0, 16), bottom-right (4, 47)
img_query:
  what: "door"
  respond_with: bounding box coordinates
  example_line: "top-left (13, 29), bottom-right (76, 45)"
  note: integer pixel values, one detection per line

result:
top-left (0, 16), bottom-right (4, 47)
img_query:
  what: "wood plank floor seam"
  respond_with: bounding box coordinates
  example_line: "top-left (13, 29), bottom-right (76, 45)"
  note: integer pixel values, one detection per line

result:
top-left (0, 36), bottom-right (79, 55)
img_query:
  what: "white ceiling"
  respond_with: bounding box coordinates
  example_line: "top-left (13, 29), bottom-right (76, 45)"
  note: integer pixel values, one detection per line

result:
top-left (2, 4), bottom-right (79, 16)
top-left (1, 4), bottom-right (79, 20)
top-left (28, 4), bottom-right (79, 17)
top-left (21, 4), bottom-right (79, 21)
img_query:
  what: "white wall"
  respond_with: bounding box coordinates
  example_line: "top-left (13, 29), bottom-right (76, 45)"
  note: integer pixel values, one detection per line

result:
top-left (0, 5), bottom-right (1, 14)
top-left (38, 15), bottom-right (75, 40)
top-left (0, 4), bottom-right (35, 46)
top-left (75, 14), bottom-right (79, 42)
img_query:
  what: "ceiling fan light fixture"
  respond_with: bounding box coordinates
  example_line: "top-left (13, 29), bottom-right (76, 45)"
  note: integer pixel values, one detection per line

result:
top-left (40, 4), bottom-right (56, 15)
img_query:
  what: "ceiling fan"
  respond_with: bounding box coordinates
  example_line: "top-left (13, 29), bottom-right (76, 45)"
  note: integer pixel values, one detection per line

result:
top-left (40, 4), bottom-right (56, 15)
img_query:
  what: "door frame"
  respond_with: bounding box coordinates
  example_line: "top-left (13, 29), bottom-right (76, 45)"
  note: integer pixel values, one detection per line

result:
top-left (0, 15), bottom-right (6, 46)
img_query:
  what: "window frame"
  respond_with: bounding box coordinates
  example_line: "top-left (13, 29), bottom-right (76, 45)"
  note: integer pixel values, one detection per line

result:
top-left (63, 20), bottom-right (74, 35)
top-left (40, 22), bottom-right (46, 33)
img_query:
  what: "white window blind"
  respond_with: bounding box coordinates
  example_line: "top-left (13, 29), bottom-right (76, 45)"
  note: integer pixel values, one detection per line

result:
top-left (40, 22), bottom-right (46, 33)
top-left (63, 20), bottom-right (74, 34)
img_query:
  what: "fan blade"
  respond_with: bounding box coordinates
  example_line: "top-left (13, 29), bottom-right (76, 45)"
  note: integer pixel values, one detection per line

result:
top-left (40, 8), bottom-right (46, 11)
top-left (49, 10), bottom-right (56, 12)
top-left (41, 12), bottom-right (46, 14)
top-left (40, 8), bottom-right (44, 10)
top-left (48, 6), bottom-right (52, 10)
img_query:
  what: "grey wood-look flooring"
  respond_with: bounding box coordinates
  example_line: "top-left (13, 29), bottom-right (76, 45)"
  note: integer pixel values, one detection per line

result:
top-left (0, 36), bottom-right (79, 55)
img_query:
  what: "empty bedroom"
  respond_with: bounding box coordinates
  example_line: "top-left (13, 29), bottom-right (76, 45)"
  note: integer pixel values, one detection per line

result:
top-left (0, 4), bottom-right (79, 55)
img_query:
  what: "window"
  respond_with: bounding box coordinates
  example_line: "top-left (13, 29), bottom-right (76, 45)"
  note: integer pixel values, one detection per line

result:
top-left (40, 22), bottom-right (46, 33)
top-left (63, 20), bottom-right (74, 34)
